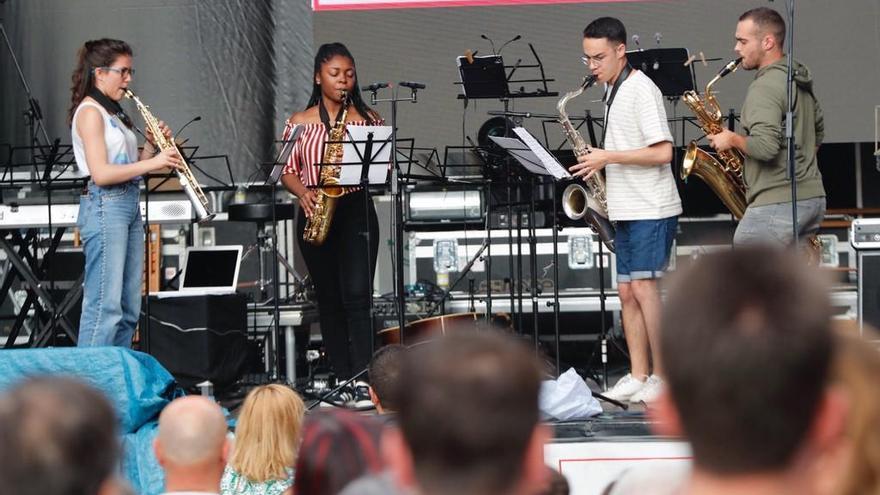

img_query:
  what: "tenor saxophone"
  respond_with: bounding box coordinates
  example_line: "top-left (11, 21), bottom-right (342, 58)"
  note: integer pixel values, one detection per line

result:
top-left (681, 58), bottom-right (747, 219)
top-left (302, 92), bottom-right (349, 246)
top-left (557, 74), bottom-right (615, 252)
top-left (124, 89), bottom-right (215, 222)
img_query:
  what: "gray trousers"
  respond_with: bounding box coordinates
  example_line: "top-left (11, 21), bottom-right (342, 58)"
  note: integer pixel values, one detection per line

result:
top-left (734, 197), bottom-right (826, 248)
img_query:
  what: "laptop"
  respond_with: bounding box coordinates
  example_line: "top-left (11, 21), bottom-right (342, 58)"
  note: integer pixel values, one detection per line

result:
top-left (151, 245), bottom-right (243, 299)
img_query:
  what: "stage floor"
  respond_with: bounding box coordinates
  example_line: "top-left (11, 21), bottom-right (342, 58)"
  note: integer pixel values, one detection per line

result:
top-left (546, 411), bottom-right (691, 495)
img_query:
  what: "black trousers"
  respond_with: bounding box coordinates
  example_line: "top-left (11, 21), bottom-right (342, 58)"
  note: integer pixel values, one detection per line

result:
top-left (297, 189), bottom-right (379, 380)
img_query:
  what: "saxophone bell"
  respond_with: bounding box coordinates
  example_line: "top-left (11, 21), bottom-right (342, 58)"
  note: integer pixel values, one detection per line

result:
top-left (561, 182), bottom-right (589, 220)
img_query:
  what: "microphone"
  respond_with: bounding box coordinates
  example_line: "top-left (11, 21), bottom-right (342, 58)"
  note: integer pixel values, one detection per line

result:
top-left (481, 34), bottom-right (497, 55)
top-left (632, 34), bottom-right (641, 48)
top-left (498, 34), bottom-right (521, 55)
top-left (399, 81), bottom-right (426, 90)
top-left (362, 82), bottom-right (389, 92)
top-left (654, 32), bottom-right (662, 46)
top-left (176, 115), bottom-right (202, 138)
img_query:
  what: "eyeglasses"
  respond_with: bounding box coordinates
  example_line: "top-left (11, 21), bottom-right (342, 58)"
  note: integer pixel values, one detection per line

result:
top-left (99, 66), bottom-right (135, 77)
top-left (581, 56), bottom-right (604, 67)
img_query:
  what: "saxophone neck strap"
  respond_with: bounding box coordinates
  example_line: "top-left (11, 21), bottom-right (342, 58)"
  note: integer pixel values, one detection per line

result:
top-left (86, 87), bottom-right (133, 129)
top-left (318, 98), bottom-right (346, 135)
top-left (600, 63), bottom-right (633, 148)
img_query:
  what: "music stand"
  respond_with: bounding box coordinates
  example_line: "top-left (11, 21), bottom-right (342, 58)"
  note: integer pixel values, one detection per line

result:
top-left (457, 55), bottom-right (510, 99)
top-left (627, 48), bottom-right (696, 97)
top-left (315, 125), bottom-right (391, 345)
top-left (491, 129), bottom-right (616, 395)
top-left (262, 124), bottom-right (301, 382)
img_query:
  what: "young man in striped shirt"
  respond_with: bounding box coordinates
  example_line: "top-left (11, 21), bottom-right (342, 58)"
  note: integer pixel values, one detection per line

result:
top-left (571, 16), bottom-right (682, 404)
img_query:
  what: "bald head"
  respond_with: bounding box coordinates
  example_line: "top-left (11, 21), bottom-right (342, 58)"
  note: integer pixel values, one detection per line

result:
top-left (156, 396), bottom-right (227, 466)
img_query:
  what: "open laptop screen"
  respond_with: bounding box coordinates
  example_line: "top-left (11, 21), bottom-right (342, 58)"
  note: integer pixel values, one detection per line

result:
top-left (181, 248), bottom-right (241, 290)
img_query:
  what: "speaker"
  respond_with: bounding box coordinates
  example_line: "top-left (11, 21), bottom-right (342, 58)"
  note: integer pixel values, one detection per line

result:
top-left (858, 251), bottom-right (880, 331)
top-left (143, 294), bottom-right (248, 388)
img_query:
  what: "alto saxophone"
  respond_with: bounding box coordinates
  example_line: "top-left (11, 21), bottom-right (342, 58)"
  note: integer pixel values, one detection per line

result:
top-left (302, 92), bottom-right (349, 246)
top-left (557, 74), bottom-right (615, 252)
top-left (681, 58), bottom-right (747, 219)
top-left (124, 89), bottom-right (215, 222)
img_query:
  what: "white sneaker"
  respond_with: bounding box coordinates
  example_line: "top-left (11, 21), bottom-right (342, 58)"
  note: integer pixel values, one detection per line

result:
top-left (630, 375), bottom-right (664, 404)
top-left (603, 373), bottom-right (647, 402)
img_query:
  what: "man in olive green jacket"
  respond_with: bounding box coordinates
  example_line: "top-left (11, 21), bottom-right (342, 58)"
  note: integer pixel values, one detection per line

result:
top-left (709, 7), bottom-right (825, 247)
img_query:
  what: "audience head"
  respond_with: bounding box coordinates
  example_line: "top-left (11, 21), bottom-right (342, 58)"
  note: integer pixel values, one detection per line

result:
top-left (154, 396), bottom-right (229, 490)
top-left (0, 376), bottom-right (121, 495)
top-left (393, 331), bottom-right (548, 495)
top-left (657, 247), bottom-right (836, 475)
top-left (830, 328), bottom-right (880, 495)
top-left (294, 409), bottom-right (386, 495)
top-left (368, 344), bottom-right (406, 413)
top-left (230, 384), bottom-right (306, 482)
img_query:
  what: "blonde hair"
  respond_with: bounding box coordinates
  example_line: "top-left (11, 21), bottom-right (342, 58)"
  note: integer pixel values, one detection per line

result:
top-left (229, 384), bottom-right (306, 481)
top-left (833, 327), bottom-right (880, 495)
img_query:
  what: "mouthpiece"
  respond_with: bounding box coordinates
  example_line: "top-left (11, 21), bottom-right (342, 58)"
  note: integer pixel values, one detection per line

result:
top-left (718, 57), bottom-right (742, 78)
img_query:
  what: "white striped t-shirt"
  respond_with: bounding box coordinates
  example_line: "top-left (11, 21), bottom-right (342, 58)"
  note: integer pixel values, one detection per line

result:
top-left (603, 70), bottom-right (682, 221)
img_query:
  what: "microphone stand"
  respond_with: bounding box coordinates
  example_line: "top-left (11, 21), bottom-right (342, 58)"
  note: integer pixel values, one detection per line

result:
top-left (784, 0), bottom-right (799, 243)
top-left (367, 83), bottom-right (422, 338)
top-left (1, 22), bottom-right (63, 344)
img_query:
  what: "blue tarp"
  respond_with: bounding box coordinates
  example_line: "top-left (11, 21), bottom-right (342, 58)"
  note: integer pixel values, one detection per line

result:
top-left (0, 347), bottom-right (184, 494)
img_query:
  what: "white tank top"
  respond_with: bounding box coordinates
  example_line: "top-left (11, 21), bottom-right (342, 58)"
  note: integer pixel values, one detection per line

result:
top-left (71, 100), bottom-right (139, 177)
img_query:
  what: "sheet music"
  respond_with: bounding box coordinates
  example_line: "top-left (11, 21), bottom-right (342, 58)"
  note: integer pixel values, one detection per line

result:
top-left (267, 124), bottom-right (303, 185)
top-left (488, 136), bottom-right (551, 176)
top-left (512, 127), bottom-right (571, 180)
top-left (339, 125), bottom-right (392, 185)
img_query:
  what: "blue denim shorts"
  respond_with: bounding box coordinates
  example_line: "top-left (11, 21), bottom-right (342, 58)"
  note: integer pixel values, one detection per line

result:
top-left (615, 216), bottom-right (678, 283)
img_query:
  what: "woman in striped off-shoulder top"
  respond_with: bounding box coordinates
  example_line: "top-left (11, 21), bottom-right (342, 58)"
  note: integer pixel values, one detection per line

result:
top-left (281, 43), bottom-right (381, 393)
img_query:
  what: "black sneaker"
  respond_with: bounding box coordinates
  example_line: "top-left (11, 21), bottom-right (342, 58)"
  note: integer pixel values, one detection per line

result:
top-left (352, 381), bottom-right (374, 409)
top-left (318, 386), bottom-right (354, 408)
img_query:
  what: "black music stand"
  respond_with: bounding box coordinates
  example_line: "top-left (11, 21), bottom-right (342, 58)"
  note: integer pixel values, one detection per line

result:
top-left (315, 125), bottom-right (393, 348)
top-left (254, 124), bottom-right (302, 383)
top-left (490, 129), bottom-right (617, 400)
top-left (626, 48), bottom-right (696, 97)
top-left (457, 55), bottom-right (510, 99)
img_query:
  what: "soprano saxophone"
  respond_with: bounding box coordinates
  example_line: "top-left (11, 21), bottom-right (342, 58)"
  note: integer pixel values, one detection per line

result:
top-left (124, 89), bottom-right (215, 222)
top-left (557, 74), bottom-right (615, 252)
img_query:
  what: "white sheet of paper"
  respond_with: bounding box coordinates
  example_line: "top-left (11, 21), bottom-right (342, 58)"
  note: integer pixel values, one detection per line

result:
top-left (512, 127), bottom-right (572, 180)
top-left (339, 125), bottom-right (392, 185)
top-left (488, 136), bottom-right (552, 176)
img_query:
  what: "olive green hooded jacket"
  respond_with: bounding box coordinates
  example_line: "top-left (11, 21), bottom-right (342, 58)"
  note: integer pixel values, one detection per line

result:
top-left (741, 58), bottom-right (825, 207)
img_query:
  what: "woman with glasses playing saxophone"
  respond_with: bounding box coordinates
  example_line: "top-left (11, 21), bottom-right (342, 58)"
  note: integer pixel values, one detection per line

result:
top-left (69, 39), bottom-right (182, 348)
top-left (281, 43), bottom-right (381, 404)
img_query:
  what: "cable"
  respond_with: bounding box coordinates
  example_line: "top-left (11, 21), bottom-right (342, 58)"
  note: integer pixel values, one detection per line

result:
top-left (142, 312), bottom-right (244, 336)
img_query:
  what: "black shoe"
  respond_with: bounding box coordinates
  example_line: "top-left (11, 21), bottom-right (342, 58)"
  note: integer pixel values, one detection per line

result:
top-left (319, 386), bottom-right (354, 408)
top-left (352, 381), bottom-right (373, 409)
